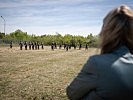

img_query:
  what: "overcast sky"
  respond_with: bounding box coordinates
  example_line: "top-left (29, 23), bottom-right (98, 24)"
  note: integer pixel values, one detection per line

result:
top-left (0, 0), bottom-right (133, 36)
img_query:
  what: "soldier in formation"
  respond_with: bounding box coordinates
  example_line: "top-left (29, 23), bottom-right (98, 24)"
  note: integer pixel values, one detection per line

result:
top-left (51, 42), bottom-right (54, 50)
top-left (19, 41), bottom-right (23, 50)
top-left (24, 41), bottom-right (28, 50)
top-left (29, 41), bottom-right (32, 50)
top-left (85, 43), bottom-right (88, 50)
top-left (10, 41), bottom-right (13, 48)
top-left (41, 42), bottom-right (44, 49)
top-left (79, 43), bottom-right (82, 50)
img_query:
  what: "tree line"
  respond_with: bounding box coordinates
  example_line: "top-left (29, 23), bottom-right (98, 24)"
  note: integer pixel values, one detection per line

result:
top-left (0, 29), bottom-right (99, 47)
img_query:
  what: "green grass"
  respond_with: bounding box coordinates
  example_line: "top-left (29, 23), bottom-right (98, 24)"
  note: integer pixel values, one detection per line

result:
top-left (0, 46), bottom-right (99, 100)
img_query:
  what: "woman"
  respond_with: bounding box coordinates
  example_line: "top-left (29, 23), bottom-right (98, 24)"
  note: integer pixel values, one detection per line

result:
top-left (66, 5), bottom-right (133, 100)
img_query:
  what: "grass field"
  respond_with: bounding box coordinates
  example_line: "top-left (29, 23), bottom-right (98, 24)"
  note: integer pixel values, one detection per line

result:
top-left (0, 46), bottom-right (99, 100)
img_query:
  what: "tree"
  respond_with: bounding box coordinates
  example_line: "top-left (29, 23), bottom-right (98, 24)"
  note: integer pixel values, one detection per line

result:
top-left (0, 32), bottom-right (5, 39)
top-left (9, 29), bottom-right (29, 41)
top-left (3, 29), bottom-right (99, 47)
top-left (63, 34), bottom-right (73, 44)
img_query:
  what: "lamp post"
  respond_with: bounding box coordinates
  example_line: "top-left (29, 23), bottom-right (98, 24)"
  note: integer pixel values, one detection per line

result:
top-left (1, 16), bottom-right (5, 35)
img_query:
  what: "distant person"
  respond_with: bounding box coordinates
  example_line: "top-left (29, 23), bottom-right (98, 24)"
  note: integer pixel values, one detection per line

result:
top-left (24, 41), bottom-right (27, 50)
top-left (29, 41), bottom-right (32, 50)
top-left (51, 42), bottom-right (54, 50)
top-left (85, 43), bottom-right (88, 50)
top-left (64, 43), bottom-right (66, 49)
top-left (10, 41), bottom-right (13, 48)
top-left (74, 43), bottom-right (77, 50)
top-left (32, 42), bottom-right (34, 50)
top-left (59, 44), bottom-right (62, 49)
top-left (54, 42), bottom-right (57, 49)
top-left (35, 42), bottom-right (37, 50)
top-left (19, 41), bottom-right (23, 50)
top-left (41, 42), bottom-right (44, 49)
top-left (79, 43), bottom-right (82, 50)
top-left (66, 44), bottom-right (69, 51)
top-left (37, 41), bottom-right (39, 50)
top-left (69, 44), bottom-right (71, 49)
top-left (66, 5), bottom-right (133, 100)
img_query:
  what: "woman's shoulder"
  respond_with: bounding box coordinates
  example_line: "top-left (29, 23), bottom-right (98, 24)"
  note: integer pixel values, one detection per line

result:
top-left (88, 53), bottom-right (118, 67)
top-left (90, 53), bottom-right (115, 61)
top-left (90, 46), bottom-right (131, 61)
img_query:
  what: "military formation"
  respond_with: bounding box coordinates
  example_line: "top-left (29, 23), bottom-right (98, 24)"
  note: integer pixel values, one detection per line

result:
top-left (9, 40), bottom-right (94, 51)
top-left (50, 42), bottom-right (89, 51)
top-left (18, 41), bottom-right (44, 50)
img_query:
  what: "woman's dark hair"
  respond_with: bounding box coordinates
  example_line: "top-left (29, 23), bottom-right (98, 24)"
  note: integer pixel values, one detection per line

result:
top-left (100, 5), bottom-right (133, 54)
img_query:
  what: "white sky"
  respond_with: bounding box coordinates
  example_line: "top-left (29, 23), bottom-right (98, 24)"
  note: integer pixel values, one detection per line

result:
top-left (0, 0), bottom-right (133, 36)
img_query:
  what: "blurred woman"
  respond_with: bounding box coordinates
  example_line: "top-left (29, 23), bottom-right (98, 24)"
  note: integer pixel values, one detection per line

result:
top-left (66, 5), bottom-right (133, 100)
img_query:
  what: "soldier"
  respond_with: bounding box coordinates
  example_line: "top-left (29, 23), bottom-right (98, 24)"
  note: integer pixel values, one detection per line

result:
top-left (64, 43), bottom-right (66, 49)
top-left (85, 43), bottom-right (88, 50)
top-left (24, 41), bottom-right (28, 50)
top-left (37, 41), bottom-right (39, 50)
top-left (29, 41), bottom-right (31, 50)
top-left (54, 42), bottom-right (57, 49)
top-left (69, 44), bottom-right (71, 49)
top-left (32, 42), bottom-right (34, 50)
top-left (66, 44), bottom-right (69, 51)
top-left (35, 42), bottom-right (37, 50)
top-left (19, 41), bottom-right (23, 50)
top-left (51, 42), bottom-right (54, 50)
top-left (79, 43), bottom-right (82, 50)
top-left (74, 43), bottom-right (77, 50)
top-left (59, 44), bottom-right (62, 49)
top-left (10, 41), bottom-right (13, 48)
top-left (41, 42), bottom-right (44, 49)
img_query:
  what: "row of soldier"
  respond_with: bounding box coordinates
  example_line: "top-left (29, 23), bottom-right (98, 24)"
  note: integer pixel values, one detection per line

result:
top-left (10, 41), bottom-right (90, 51)
top-left (51, 42), bottom-right (89, 51)
top-left (19, 41), bottom-right (44, 50)
top-left (50, 40), bottom-right (95, 51)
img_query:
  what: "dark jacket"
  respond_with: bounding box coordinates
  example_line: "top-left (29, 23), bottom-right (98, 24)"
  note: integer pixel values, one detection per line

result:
top-left (66, 46), bottom-right (133, 100)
